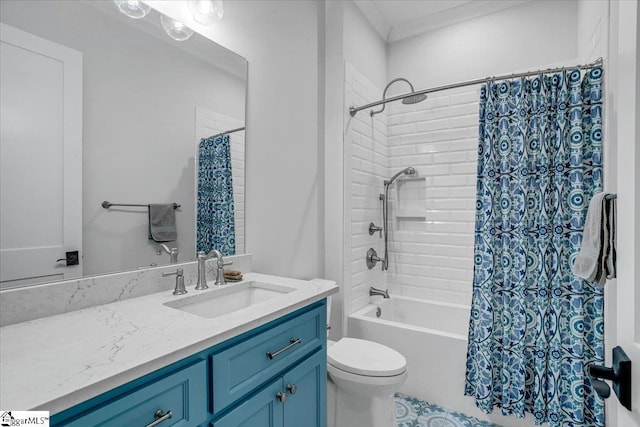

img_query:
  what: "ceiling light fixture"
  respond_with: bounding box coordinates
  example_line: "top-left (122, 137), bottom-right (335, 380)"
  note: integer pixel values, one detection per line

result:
top-left (160, 14), bottom-right (194, 41)
top-left (187, 0), bottom-right (224, 26)
top-left (113, 0), bottom-right (151, 19)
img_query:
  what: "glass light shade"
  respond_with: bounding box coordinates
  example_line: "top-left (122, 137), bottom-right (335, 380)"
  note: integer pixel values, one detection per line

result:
top-left (160, 15), bottom-right (194, 41)
top-left (113, 0), bottom-right (151, 19)
top-left (187, 0), bottom-right (224, 26)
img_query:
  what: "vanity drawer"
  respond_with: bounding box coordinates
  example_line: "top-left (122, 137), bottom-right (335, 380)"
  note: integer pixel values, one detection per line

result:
top-left (211, 305), bottom-right (325, 414)
top-left (63, 360), bottom-right (207, 427)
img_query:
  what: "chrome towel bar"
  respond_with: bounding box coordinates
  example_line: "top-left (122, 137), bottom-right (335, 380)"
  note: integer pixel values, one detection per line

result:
top-left (102, 201), bottom-right (180, 209)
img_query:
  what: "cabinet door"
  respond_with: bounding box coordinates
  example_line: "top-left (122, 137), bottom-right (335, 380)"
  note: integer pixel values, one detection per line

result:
top-left (211, 305), bottom-right (324, 414)
top-left (283, 351), bottom-right (326, 427)
top-left (213, 378), bottom-right (284, 427)
top-left (63, 360), bottom-right (207, 427)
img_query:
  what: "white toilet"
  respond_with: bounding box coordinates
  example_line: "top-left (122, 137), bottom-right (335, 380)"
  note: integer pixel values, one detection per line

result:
top-left (327, 337), bottom-right (407, 427)
top-left (311, 280), bottom-right (407, 427)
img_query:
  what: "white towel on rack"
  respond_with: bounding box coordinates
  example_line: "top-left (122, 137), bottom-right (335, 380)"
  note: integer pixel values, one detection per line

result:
top-left (572, 192), bottom-right (615, 286)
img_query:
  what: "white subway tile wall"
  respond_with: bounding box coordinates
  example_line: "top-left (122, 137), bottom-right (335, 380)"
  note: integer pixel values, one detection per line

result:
top-left (386, 85), bottom-right (479, 306)
top-left (345, 63), bottom-right (481, 310)
top-left (344, 63), bottom-right (387, 314)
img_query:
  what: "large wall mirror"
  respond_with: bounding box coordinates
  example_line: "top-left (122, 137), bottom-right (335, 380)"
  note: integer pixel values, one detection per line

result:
top-left (0, 1), bottom-right (247, 289)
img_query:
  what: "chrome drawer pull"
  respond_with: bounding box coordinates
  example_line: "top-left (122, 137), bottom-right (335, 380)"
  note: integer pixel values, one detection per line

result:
top-left (286, 384), bottom-right (297, 395)
top-left (266, 338), bottom-right (302, 360)
top-left (276, 391), bottom-right (287, 403)
top-left (145, 409), bottom-right (173, 427)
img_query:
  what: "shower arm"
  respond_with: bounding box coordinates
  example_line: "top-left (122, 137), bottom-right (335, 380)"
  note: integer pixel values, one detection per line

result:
top-left (369, 78), bottom-right (415, 117)
top-left (350, 90), bottom-right (420, 117)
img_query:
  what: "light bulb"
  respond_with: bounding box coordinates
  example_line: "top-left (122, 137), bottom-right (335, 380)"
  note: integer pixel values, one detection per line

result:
top-left (160, 14), bottom-right (194, 41)
top-left (113, 0), bottom-right (151, 19)
top-left (187, 0), bottom-right (224, 26)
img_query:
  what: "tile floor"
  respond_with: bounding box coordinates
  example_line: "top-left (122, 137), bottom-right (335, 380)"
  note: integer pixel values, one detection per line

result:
top-left (395, 393), bottom-right (501, 427)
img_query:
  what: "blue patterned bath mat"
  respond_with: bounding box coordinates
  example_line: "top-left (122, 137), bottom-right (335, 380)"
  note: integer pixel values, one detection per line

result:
top-left (395, 393), bottom-right (501, 427)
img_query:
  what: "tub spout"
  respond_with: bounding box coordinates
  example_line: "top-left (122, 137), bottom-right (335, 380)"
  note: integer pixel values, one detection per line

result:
top-left (370, 287), bottom-right (390, 299)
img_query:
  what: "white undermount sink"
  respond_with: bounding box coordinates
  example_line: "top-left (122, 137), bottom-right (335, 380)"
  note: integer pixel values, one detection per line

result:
top-left (164, 281), bottom-right (296, 319)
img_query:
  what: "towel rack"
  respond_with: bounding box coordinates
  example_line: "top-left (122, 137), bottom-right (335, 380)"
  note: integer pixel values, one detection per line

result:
top-left (102, 201), bottom-right (180, 209)
top-left (605, 194), bottom-right (617, 200)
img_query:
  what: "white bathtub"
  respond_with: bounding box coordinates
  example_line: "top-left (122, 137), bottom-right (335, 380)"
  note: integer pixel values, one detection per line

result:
top-left (349, 295), bottom-right (535, 427)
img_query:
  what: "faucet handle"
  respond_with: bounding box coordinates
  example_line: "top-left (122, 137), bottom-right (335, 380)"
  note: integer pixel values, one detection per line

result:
top-left (162, 268), bottom-right (183, 278)
top-left (163, 268), bottom-right (187, 295)
top-left (368, 222), bottom-right (383, 238)
top-left (366, 248), bottom-right (385, 270)
top-left (214, 263), bottom-right (231, 286)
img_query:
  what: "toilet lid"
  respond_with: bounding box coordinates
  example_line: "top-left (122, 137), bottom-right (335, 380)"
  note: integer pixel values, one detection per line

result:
top-left (327, 338), bottom-right (406, 377)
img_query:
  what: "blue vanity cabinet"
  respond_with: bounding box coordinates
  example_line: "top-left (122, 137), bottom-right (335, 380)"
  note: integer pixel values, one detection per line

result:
top-left (51, 301), bottom-right (326, 427)
top-left (282, 350), bottom-right (326, 427)
top-left (213, 350), bottom-right (326, 427)
top-left (213, 378), bottom-right (284, 427)
top-left (63, 360), bottom-right (207, 427)
top-left (210, 305), bottom-right (324, 414)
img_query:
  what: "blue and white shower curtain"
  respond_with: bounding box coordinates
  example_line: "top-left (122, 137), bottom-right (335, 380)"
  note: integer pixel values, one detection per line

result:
top-left (465, 67), bottom-right (604, 426)
top-left (197, 134), bottom-right (236, 256)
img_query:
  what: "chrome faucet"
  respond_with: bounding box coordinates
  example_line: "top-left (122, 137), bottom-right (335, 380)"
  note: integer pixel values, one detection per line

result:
top-left (157, 244), bottom-right (178, 264)
top-left (196, 251), bottom-right (209, 290)
top-left (196, 250), bottom-right (233, 289)
top-left (369, 287), bottom-right (390, 299)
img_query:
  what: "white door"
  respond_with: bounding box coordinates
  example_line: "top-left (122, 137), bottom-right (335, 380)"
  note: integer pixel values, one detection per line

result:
top-left (0, 23), bottom-right (82, 289)
top-left (613, 1), bottom-right (640, 425)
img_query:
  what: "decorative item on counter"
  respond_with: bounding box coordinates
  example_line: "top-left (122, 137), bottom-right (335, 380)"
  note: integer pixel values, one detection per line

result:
top-left (224, 270), bottom-right (243, 282)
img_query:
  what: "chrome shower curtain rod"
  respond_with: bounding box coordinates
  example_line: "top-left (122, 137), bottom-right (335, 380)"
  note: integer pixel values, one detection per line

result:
top-left (208, 126), bottom-right (245, 139)
top-left (349, 57), bottom-right (604, 117)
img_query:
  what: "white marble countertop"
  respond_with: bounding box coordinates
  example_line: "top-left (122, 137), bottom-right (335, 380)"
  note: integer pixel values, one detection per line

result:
top-left (0, 273), bottom-right (338, 414)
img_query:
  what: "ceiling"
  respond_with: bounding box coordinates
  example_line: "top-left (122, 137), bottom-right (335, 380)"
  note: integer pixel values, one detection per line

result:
top-left (353, 0), bottom-right (530, 43)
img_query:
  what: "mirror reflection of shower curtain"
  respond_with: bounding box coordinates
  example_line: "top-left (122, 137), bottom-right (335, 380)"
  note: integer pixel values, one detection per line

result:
top-left (197, 134), bottom-right (236, 256)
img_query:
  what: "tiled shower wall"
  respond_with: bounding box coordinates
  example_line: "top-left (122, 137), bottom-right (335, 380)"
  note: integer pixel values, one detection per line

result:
top-left (344, 63), bottom-right (387, 313)
top-left (344, 62), bottom-right (481, 310)
top-left (385, 87), bottom-right (480, 305)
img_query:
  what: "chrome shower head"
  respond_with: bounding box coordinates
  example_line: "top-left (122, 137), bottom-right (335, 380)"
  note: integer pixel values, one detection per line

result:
top-left (385, 167), bottom-right (416, 186)
top-left (402, 93), bottom-right (428, 105)
top-left (370, 78), bottom-right (427, 116)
